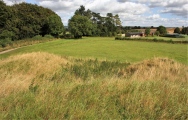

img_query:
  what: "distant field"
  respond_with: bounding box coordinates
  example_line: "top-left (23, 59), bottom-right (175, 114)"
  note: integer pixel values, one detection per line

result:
top-left (146, 35), bottom-right (188, 41)
top-left (0, 37), bottom-right (187, 65)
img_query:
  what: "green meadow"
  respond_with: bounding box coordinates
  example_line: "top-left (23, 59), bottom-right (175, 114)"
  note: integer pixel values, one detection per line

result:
top-left (0, 37), bottom-right (188, 119)
top-left (146, 35), bottom-right (188, 41)
top-left (0, 37), bottom-right (187, 65)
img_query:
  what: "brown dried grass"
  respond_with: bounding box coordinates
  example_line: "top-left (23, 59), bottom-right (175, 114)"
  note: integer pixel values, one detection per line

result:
top-left (125, 58), bottom-right (188, 82)
top-left (0, 52), bottom-right (69, 97)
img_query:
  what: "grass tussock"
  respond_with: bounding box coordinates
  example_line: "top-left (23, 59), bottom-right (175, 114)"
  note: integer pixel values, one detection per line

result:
top-left (0, 52), bottom-right (187, 119)
top-left (125, 58), bottom-right (188, 82)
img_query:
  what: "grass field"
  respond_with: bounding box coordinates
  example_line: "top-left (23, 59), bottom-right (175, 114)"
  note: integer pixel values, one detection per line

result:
top-left (0, 37), bottom-right (187, 65)
top-left (146, 35), bottom-right (188, 41)
top-left (0, 37), bottom-right (188, 119)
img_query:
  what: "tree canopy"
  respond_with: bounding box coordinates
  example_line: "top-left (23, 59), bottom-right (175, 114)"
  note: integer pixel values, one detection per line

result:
top-left (157, 25), bottom-right (167, 35)
top-left (181, 27), bottom-right (188, 35)
top-left (68, 15), bottom-right (93, 38)
top-left (0, 1), bottom-right (64, 41)
top-left (145, 28), bottom-right (150, 36)
top-left (174, 27), bottom-right (180, 34)
top-left (68, 5), bottom-right (122, 38)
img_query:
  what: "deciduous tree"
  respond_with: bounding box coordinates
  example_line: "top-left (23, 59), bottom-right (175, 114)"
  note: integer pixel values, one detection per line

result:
top-left (157, 25), bottom-right (167, 35)
top-left (145, 28), bottom-right (150, 36)
top-left (68, 15), bottom-right (93, 38)
top-left (174, 27), bottom-right (180, 34)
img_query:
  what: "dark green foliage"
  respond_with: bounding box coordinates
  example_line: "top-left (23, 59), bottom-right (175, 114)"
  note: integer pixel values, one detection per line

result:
top-left (45, 15), bottom-right (64, 38)
top-left (162, 34), bottom-right (185, 38)
top-left (115, 37), bottom-right (187, 44)
top-left (155, 31), bottom-right (160, 36)
top-left (44, 34), bottom-right (54, 39)
top-left (68, 15), bottom-right (93, 38)
top-left (0, 2), bottom-right (64, 42)
top-left (0, 0), bottom-right (12, 29)
top-left (181, 27), bottom-right (188, 35)
top-left (0, 38), bottom-right (12, 47)
top-left (157, 25), bottom-right (167, 35)
top-left (68, 5), bottom-right (121, 38)
top-left (174, 27), bottom-right (180, 34)
top-left (62, 34), bottom-right (74, 39)
top-left (145, 28), bottom-right (150, 36)
top-left (32, 35), bottom-right (44, 40)
top-left (0, 30), bottom-right (15, 40)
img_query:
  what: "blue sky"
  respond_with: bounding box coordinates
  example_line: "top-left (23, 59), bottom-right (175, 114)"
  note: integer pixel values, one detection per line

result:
top-left (4, 0), bottom-right (188, 27)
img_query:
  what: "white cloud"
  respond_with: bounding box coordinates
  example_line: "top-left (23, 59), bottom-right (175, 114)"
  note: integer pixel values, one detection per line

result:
top-left (37, 0), bottom-right (149, 26)
top-left (86, 0), bottom-right (149, 14)
top-left (147, 14), bottom-right (160, 20)
top-left (3, 0), bottom-right (188, 27)
top-left (3, 0), bottom-right (25, 5)
top-left (138, 0), bottom-right (188, 18)
top-left (161, 3), bottom-right (188, 17)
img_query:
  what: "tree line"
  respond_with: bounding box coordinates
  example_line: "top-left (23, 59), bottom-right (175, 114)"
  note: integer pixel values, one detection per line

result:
top-left (1, 1), bottom-right (187, 42)
top-left (68, 5), bottom-right (122, 38)
top-left (0, 0), bottom-right (64, 41)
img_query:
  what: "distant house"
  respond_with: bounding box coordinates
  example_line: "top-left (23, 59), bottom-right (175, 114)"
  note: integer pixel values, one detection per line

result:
top-left (126, 32), bottom-right (145, 37)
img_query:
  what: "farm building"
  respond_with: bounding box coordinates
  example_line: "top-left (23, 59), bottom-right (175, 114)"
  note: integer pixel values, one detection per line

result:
top-left (126, 32), bottom-right (145, 37)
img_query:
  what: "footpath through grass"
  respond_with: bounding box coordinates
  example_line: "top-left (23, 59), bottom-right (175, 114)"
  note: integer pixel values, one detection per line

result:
top-left (0, 37), bottom-right (187, 65)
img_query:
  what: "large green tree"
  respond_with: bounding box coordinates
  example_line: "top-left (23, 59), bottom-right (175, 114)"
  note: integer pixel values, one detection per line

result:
top-left (68, 15), bottom-right (93, 38)
top-left (181, 27), bottom-right (188, 35)
top-left (157, 25), bottom-right (167, 35)
top-left (0, 1), bottom-right (8, 28)
top-left (69, 5), bottom-right (121, 37)
top-left (145, 28), bottom-right (150, 36)
top-left (0, 2), bottom-right (64, 40)
top-left (174, 27), bottom-right (180, 34)
top-left (46, 15), bottom-right (64, 37)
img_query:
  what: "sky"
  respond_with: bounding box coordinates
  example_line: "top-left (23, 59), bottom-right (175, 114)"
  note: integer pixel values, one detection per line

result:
top-left (3, 0), bottom-right (188, 27)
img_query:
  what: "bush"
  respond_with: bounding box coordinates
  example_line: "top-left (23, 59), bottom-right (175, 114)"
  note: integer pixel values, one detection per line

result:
top-left (63, 34), bottom-right (74, 39)
top-left (153, 38), bottom-right (157, 42)
top-left (167, 39), bottom-right (174, 44)
top-left (44, 34), bottom-right (54, 39)
top-left (0, 38), bottom-right (13, 48)
top-left (32, 35), bottom-right (44, 40)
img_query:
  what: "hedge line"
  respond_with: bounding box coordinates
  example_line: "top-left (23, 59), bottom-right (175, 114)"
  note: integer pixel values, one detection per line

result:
top-left (115, 37), bottom-right (188, 44)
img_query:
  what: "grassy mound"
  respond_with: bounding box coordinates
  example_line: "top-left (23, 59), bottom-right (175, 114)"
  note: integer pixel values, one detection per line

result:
top-left (126, 58), bottom-right (187, 82)
top-left (0, 52), bottom-right (68, 96)
top-left (0, 52), bottom-right (187, 119)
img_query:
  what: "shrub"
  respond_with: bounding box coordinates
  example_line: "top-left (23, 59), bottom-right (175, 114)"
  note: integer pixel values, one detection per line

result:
top-left (0, 38), bottom-right (12, 48)
top-left (32, 35), bottom-right (44, 40)
top-left (167, 39), bottom-right (174, 44)
top-left (153, 38), bottom-right (158, 42)
top-left (63, 34), bottom-right (74, 39)
top-left (44, 34), bottom-right (54, 39)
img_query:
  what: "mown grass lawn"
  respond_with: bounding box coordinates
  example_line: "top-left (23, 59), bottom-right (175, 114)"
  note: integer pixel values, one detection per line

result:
top-left (0, 37), bottom-right (187, 65)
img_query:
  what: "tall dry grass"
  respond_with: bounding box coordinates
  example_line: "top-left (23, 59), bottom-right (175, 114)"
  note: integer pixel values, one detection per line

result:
top-left (125, 58), bottom-right (188, 82)
top-left (0, 52), bottom-right (68, 97)
top-left (0, 52), bottom-right (187, 119)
